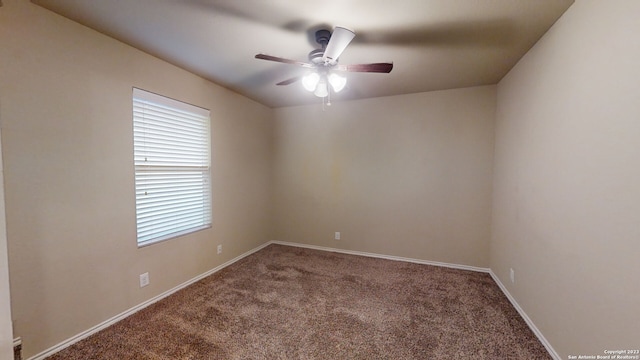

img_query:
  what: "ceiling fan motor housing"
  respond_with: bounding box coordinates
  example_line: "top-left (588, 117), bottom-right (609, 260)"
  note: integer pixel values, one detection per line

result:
top-left (308, 49), bottom-right (325, 65)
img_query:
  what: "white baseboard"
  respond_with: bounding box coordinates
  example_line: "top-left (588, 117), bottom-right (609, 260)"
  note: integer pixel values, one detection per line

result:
top-left (269, 240), bottom-right (491, 273)
top-left (13, 337), bottom-right (21, 347)
top-left (27, 242), bottom-right (271, 360)
top-left (489, 271), bottom-right (561, 360)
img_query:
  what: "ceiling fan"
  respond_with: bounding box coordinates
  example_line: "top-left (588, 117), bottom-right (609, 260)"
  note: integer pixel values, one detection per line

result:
top-left (255, 26), bottom-right (393, 101)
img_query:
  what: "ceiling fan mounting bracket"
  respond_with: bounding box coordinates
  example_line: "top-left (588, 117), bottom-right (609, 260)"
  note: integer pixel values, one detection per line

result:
top-left (314, 29), bottom-right (331, 49)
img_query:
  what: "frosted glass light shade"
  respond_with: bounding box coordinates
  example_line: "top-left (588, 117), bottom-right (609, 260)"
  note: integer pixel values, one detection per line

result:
top-left (328, 73), bottom-right (347, 92)
top-left (301, 73), bottom-right (320, 92)
top-left (314, 81), bottom-right (329, 97)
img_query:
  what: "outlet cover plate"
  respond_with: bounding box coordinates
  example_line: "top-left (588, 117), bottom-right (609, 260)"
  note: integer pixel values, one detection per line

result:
top-left (139, 272), bottom-right (150, 288)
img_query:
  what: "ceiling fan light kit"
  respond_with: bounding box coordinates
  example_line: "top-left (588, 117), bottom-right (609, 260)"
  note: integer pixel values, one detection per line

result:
top-left (302, 72), bottom-right (347, 97)
top-left (255, 25), bottom-right (393, 103)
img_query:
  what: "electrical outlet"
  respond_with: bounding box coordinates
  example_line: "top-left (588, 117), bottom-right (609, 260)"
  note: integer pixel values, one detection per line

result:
top-left (217, 244), bottom-right (222, 254)
top-left (139, 272), bottom-right (150, 288)
top-left (509, 268), bottom-right (515, 284)
top-left (334, 232), bottom-right (341, 240)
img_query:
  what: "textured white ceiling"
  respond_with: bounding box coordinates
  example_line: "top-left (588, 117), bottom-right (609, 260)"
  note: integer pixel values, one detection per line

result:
top-left (33, 0), bottom-right (574, 108)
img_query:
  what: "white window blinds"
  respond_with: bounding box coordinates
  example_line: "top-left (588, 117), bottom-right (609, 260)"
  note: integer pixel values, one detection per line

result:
top-left (133, 88), bottom-right (211, 246)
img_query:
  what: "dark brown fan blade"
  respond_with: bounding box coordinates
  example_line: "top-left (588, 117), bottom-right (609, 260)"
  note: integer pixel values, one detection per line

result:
top-left (336, 62), bottom-right (393, 73)
top-left (276, 76), bottom-right (301, 86)
top-left (255, 54), bottom-right (314, 68)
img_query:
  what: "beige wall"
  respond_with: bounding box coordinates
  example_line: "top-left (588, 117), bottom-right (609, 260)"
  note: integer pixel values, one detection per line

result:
top-left (0, 1), bottom-right (274, 358)
top-left (0, 131), bottom-right (13, 360)
top-left (491, 0), bottom-right (640, 357)
top-left (273, 86), bottom-right (496, 268)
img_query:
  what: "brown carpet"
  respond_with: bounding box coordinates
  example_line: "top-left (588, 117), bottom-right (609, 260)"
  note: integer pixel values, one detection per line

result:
top-left (46, 244), bottom-right (551, 359)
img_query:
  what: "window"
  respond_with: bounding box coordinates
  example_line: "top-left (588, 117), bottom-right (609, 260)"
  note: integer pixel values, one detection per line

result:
top-left (133, 88), bottom-right (211, 247)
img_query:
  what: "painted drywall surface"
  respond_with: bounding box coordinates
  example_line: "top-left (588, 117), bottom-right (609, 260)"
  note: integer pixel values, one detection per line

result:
top-left (0, 1), bottom-right (274, 357)
top-left (491, 0), bottom-right (640, 357)
top-left (274, 86), bottom-right (496, 268)
top-left (0, 131), bottom-right (13, 360)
